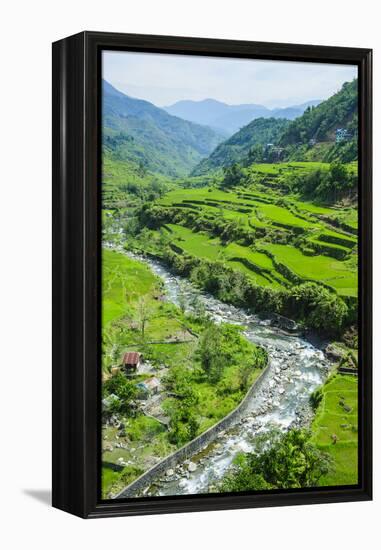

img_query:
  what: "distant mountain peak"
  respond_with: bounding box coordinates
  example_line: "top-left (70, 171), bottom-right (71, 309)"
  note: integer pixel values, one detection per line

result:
top-left (164, 97), bottom-right (322, 135)
top-left (102, 80), bottom-right (225, 177)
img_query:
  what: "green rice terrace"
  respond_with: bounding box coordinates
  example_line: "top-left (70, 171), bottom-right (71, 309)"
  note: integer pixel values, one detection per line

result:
top-left (311, 374), bottom-right (358, 486)
top-left (138, 162), bottom-right (358, 301)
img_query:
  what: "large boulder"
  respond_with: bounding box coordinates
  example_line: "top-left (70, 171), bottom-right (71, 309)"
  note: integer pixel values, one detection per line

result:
top-left (188, 462), bottom-right (197, 473)
top-left (325, 343), bottom-right (346, 362)
top-left (261, 313), bottom-right (298, 332)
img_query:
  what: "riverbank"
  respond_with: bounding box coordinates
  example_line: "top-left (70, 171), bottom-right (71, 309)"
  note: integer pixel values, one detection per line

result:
top-left (102, 247), bottom-right (266, 498)
top-left (106, 245), bottom-right (332, 497)
top-left (115, 358), bottom-right (271, 498)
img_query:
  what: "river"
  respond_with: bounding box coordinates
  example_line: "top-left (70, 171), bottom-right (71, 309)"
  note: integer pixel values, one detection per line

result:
top-left (109, 246), bottom-right (331, 497)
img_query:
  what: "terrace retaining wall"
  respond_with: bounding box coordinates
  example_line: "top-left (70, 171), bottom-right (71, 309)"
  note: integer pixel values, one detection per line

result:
top-left (115, 360), bottom-right (270, 499)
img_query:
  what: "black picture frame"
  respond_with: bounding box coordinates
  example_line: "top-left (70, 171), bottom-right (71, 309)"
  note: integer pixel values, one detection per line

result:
top-left (52, 31), bottom-right (372, 519)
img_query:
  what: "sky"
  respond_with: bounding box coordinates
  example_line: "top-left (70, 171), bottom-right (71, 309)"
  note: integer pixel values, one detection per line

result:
top-left (102, 50), bottom-right (357, 109)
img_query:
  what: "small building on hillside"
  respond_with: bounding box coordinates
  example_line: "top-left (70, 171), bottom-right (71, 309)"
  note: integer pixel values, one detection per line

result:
top-left (335, 128), bottom-right (353, 143)
top-left (135, 377), bottom-right (160, 398)
top-left (145, 377), bottom-right (160, 395)
top-left (122, 351), bottom-right (142, 374)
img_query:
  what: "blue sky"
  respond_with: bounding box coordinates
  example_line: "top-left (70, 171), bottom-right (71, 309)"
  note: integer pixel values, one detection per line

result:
top-left (102, 50), bottom-right (357, 108)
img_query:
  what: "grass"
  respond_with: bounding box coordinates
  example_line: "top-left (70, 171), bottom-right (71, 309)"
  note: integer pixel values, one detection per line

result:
top-left (164, 221), bottom-right (356, 296)
top-left (292, 199), bottom-right (338, 216)
top-left (102, 154), bottom-right (174, 209)
top-left (159, 184), bottom-right (356, 241)
top-left (102, 248), bottom-right (157, 326)
top-left (166, 224), bottom-right (222, 260)
top-left (255, 202), bottom-right (315, 229)
top-left (248, 161), bottom-right (331, 175)
top-left (166, 224), bottom-right (284, 288)
top-left (261, 243), bottom-right (357, 297)
top-left (102, 249), bottom-right (192, 373)
top-left (311, 374), bottom-right (358, 486)
top-left (227, 261), bottom-right (274, 287)
top-left (145, 175), bottom-right (358, 301)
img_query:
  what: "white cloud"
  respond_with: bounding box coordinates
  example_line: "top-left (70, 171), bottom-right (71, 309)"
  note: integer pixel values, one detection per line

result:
top-left (103, 50), bottom-right (357, 108)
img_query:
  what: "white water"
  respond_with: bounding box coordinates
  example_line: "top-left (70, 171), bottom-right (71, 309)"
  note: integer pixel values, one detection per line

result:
top-left (107, 246), bottom-right (330, 496)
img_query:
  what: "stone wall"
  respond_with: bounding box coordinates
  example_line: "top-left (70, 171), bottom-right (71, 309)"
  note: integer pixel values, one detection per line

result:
top-left (115, 361), bottom-right (270, 499)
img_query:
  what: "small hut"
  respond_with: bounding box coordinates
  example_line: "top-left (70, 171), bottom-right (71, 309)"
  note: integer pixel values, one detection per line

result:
top-left (122, 351), bottom-right (142, 374)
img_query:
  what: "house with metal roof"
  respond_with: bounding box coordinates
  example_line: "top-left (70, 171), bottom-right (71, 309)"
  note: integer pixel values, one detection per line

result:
top-left (122, 351), bottom-right (142, 374)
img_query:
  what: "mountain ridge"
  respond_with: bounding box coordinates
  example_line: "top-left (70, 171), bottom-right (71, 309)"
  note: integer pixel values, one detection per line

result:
top-left (191, 79), bottom-right (358, 173)
top-left (103, 80), bottom-right (225, 177)
top-left (164, 98), bottom-right (322, 135)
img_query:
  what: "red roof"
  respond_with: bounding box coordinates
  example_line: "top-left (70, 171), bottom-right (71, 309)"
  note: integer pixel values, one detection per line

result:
top-left (122, 351), bottom-right (141, 365)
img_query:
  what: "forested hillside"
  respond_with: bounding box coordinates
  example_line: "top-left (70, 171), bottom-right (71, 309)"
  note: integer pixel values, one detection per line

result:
top-left (103, 80), bottom-right (224, 177)
top-left (279, 79), bottom-right (358, 162)
top-left (192, 118), bottom-right (290, 175)
top-left (192, 79), bottom-right (358, 175)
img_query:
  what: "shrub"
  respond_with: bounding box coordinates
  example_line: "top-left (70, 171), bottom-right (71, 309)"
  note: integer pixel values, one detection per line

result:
top-left (196, 324), bottom-right (256, 383)
top-left (103, 372), bottom-right (137, 416)
top-left (310, 387), bottom-right (323, 411)
top-left (220, 429), bottom-right (333, 492)
top-left (288, 282), bottom-right (348, 334)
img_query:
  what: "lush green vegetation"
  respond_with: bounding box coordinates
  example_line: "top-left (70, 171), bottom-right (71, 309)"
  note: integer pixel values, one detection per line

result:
top-left (103, 80), bottom-right (224, 178)
top-left (164, 224), bottom-right (284, 288)
top-left (279, 80), bottom-right (358, 162)
top-left (102, 249), bottom-right (266, 497)
top-left (193, 117), bottom-right (290, 175)
top-left (192, 79), bottom-right (358, 176)
top-left (310, 374), bottom-right (358, 486)
top-left (286, 162), bottom-right (358, 202)
top-left (129, 169), bottom-right (357, 328)
top-left (261, 243), bottom-right (356, 297)
top-left (218, 429), bottom-right (333, 492)
top-left (102, 153), bottom-right (175, 209)
top-left (101, 73), bottom-right (359, 497)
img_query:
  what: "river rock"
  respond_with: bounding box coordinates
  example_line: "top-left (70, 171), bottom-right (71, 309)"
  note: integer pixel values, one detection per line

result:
top-left (325, 343), bottom-right (346, 362)
top-left (188, 462), bottom-right (197, 472)
top-left (278, 387), bottom-right (285, 394)
top-left (166, 468), bottom-right (174, 477)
